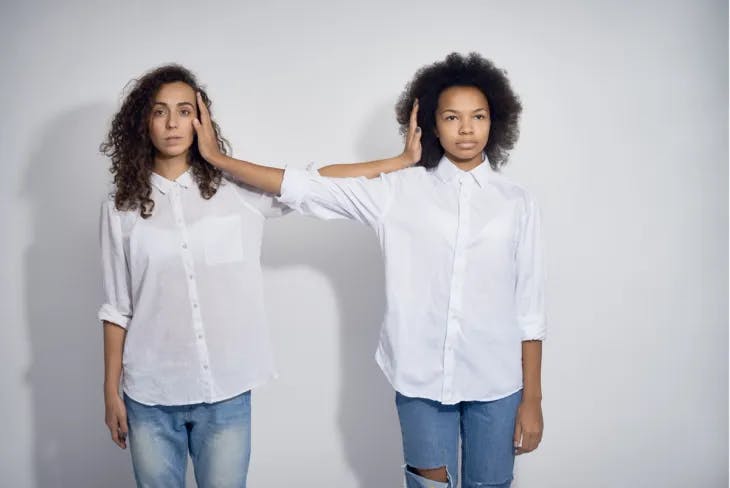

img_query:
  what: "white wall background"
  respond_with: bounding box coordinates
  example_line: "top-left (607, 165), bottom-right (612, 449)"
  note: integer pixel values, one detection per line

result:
top-left (1, 0), bottom-right (726, 486)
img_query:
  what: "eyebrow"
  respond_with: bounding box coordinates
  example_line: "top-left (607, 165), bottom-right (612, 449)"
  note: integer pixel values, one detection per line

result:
top-left (440, 107), bottom-right (489, 114)
top-left (152, 101), bottom-right (195, 108)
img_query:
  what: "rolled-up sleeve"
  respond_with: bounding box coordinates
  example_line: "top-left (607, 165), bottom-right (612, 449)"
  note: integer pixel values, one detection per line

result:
top-left (515, 195), bottom-right (547, 341)
top-left (98, 201), bottom-right (132, 328)
top-left (278, 167), bottom-right (395, 227)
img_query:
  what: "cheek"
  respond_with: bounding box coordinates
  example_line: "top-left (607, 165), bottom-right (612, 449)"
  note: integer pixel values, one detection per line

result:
top-left (435, 121), bottom-right (455, 143)
top-left (479, 121), bottom-right (491, 141)
top-left (148, 120), bottom-right (164, 142)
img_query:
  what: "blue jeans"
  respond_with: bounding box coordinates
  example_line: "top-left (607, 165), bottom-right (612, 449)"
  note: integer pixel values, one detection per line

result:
top-left (396, 389), bottom-right (522, 488)
top-left (124, 391), bottom-right (251, 488)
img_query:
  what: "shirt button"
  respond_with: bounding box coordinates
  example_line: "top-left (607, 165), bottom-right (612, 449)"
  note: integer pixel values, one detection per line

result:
top-left (197, 334), bottom-right (203, 339)
top-left (182, 243), bottom-right (188, 249)
top-left (203, 365), bottom-right (209, 370)
top-left (189, 274), bottom-right (194, 280)
top-left (193, 303), bottom-right (198, 308)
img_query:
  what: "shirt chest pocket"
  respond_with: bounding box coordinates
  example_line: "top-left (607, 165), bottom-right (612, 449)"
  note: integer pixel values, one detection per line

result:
top-left (201, 215), bottom-right (245, 266)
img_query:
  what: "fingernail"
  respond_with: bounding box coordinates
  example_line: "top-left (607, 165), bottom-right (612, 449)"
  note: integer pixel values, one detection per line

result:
top-left (416, 127), bottom-right (421, 133)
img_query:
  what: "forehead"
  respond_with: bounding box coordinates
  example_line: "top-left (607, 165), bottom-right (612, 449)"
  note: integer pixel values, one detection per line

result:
top-left (437, 86), bottom-right (488, 109)
top-left (154, 81), bottom-right (195, 103)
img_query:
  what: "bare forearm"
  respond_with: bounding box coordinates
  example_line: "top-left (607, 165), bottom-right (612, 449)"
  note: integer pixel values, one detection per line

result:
top-left (209, 153), bottom-right (284, 195)
top-left (319, 154), bottom-right (412, 179)
top-left (521, 340), bottom-right (543, 401)
top-left (194, 91), bottom-right (420, 190)
top-left (103, 321), bottom-right (126, 395)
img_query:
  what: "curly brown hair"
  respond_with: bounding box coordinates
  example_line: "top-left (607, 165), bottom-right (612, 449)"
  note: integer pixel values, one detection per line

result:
top-left (100, 64), bottom-right (230, 218)
top-left (395, 52), bottom-right (522, 170)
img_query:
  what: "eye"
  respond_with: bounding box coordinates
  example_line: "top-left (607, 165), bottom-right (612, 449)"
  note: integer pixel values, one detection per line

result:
top-left (180, 109), bottom-right (191, 116)
top-left (153, 108), bottom-right (166, 117)
top-left (444, 115), bottom-right (458, 121)
top-left (474, 114), bottom-right (487, 120)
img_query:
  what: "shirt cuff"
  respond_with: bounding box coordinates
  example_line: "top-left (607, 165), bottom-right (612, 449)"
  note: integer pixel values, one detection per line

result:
top-left (518, 314), bottom-right (546, 341)
top-left (98, 304), bottom-right (130, 329)
top-left (277, 167), bottom-right (314, 211)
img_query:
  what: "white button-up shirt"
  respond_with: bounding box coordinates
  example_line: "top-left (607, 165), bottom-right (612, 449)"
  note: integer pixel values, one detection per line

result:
top-left (279, 156), bottom-right (546, 404)
top-left (99, 170), bottom-right (288, 406)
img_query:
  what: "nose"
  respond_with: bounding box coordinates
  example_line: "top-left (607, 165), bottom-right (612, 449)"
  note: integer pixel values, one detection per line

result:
top-left (459, 120), bottom-right (473, 135)
top-left (166, 113), bottom-right (178, 129)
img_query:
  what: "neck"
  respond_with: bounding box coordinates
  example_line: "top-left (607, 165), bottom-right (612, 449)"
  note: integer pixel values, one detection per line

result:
top-left (153, 153), bottom-right (190, 180)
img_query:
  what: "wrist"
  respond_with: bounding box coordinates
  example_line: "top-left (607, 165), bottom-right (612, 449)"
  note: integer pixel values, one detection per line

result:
top-left (521, 392), bottom-right (542, 403)
top-left (104, 382), bottom-right (120, 398)
top-left (397, 153), bottom-right (413, 168)
top-left (208, 151), bottom-right (228, 169)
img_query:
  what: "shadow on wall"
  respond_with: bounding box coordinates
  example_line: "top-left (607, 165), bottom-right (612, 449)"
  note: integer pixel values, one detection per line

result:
top-left (22, 104), bottom-right (136, 488)
top-left (262, 100), bottom-right (404, 487)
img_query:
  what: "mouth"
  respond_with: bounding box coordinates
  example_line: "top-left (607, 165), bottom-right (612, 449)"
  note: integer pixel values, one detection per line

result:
top-left (455, 141), bottom-right (479, 149)
top-left (164, 136), bottom-right (184, 143)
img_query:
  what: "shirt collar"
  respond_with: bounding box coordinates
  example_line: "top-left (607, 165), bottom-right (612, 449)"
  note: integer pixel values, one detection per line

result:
top-left (433, 154), bottom-right (490, 188)
top-left (150, 169), bottom-right (194, 194)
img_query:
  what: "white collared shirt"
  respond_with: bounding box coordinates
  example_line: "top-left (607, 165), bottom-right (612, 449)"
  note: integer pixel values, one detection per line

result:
top-left (99, 170), bottom-right (288, 406)
top-left (279, 156), bottom-right (546, 404)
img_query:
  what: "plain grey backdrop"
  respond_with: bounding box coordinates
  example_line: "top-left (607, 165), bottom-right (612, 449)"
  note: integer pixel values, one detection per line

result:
top-left (1, 0), bottom-right (727, 486)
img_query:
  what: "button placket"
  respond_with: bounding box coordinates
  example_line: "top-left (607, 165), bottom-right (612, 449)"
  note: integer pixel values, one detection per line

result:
top-left (441, 177), bottom-right (471, 401)
top-left (171, 186), bottom-right (214, 400)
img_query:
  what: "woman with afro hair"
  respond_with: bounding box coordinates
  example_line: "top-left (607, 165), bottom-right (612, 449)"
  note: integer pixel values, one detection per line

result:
top-left (98, 64), bottom-right (419, 487)
top-left (194, 52), bottom-right (545, 488)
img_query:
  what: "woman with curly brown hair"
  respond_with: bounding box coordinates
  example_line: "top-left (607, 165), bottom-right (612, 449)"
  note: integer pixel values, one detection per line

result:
top-left (194, 52), bottom-right (545, 488)
top-left (98, 64), bottom-right (419, 487)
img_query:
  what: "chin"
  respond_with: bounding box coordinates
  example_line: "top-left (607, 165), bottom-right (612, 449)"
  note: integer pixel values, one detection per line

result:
top-left (450, 151), bottom-right (482, 163)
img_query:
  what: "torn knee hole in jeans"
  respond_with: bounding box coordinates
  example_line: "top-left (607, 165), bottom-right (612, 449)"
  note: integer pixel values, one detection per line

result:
top-left (406, 464), bottom-right (450, 482)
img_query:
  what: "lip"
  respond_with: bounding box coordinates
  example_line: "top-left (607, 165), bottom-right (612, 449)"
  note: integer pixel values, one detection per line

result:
top-left (164, 136), bottom-right (184, 143)
top-left (455, 141), bottom-right (478, 149)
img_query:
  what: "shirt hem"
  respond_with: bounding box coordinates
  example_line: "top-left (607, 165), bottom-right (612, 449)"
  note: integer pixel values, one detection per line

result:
top-left (122, 370), bottom-right (278, 407)
top-left (376, 346), bottom-right (524, 405)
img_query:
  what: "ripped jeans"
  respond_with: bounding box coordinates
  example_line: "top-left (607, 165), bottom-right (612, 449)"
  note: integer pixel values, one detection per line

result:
top-left (124, 391), bottom-right (251, 488)
top-left (395, 389), bottom-right (522, 488)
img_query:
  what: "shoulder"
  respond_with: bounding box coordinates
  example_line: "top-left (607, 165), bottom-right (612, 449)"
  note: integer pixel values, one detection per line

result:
top-left (221, 174), bottom-right (267, 198)
top-left (489, 171), bottom-right (538, 207)
top-left (100, 195), bottom-right (140, 231)
top-left (381, 165), bottom-right (429, 185)
top-left (221, 174), bottom-right (287, 218)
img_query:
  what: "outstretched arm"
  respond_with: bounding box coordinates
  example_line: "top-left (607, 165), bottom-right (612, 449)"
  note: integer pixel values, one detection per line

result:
top-left (193, 94), bottom-right (421, 194)
top-left (318, 100), bottom-right (421, 178)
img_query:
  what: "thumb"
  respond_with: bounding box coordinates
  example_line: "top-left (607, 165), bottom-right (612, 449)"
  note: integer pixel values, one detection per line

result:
top-left (513, 421), bottom-right (523, 448)
top-left (119, 410), bottom-right (128, 436)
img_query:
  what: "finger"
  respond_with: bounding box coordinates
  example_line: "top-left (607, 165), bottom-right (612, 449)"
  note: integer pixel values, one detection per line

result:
top-left (118, 405), bottom-right (129, 448)
top-left (118, 426), bottom-right (127, 449)
top-left (521, 433), bottom-right (537, 453)
top-left (109, 422), bottom-right (123, 448)
top-left (196, 92), bottom-right (211, 123)
top-left (410, 98), bottom-right (419, 128)
top-left (408, 99), bottom-right (419, 142)
top-left (513, 421), bottom-right (523, 449)
top-left (192, 118), bottom-right (201, 132)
